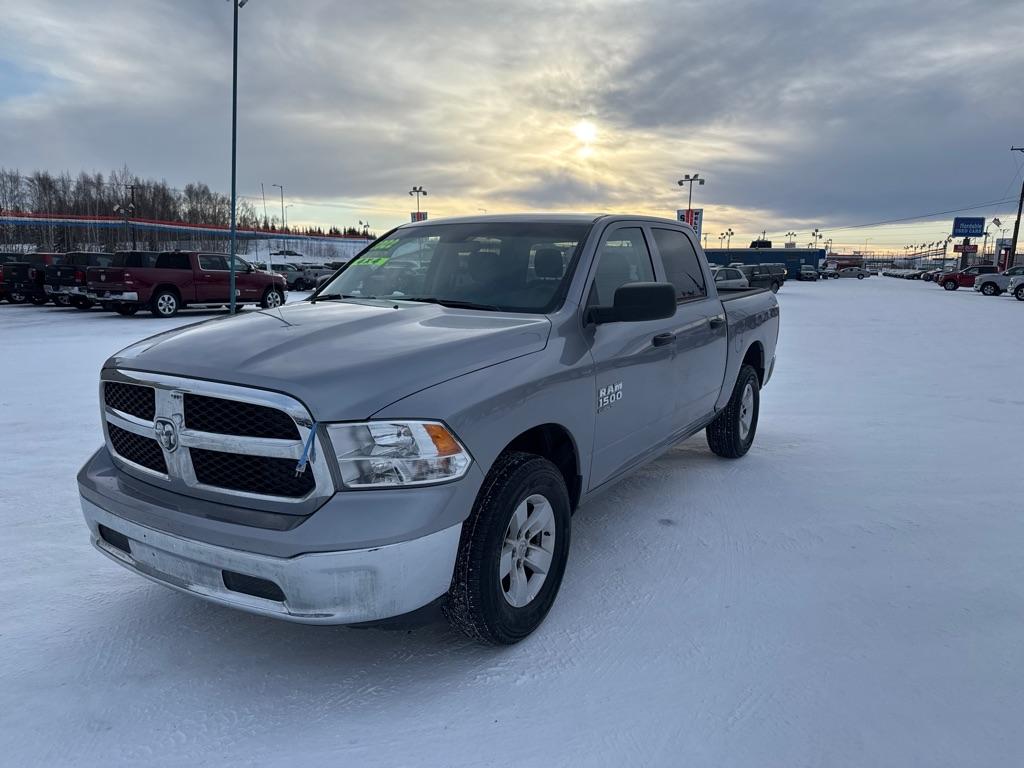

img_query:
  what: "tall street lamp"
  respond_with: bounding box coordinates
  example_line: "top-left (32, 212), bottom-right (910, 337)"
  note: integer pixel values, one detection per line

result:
top-left (409, 185), bottom-right (428, 215)
top-left (677, 173), bottom-right (705, 213)
top-left (271, 183), bottom-right (284, 231)
top-left (226, 0), bottom-right (251, 314)
top-left (718, 232), bottom-right (726, 248)
top-left (724, 227), bottom-right (734, 248)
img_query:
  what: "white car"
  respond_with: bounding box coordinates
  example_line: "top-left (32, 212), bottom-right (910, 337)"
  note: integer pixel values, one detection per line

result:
top-left (837, 267), bottom-right (869, 279)
top-left (1008, 275), bottom-right (1024, 301)
top-left (711, 266), bottom-right (749, 290)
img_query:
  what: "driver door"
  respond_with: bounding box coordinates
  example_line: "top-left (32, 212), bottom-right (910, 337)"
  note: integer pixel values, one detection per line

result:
top-left (586, 225), bottom-right (677, 490)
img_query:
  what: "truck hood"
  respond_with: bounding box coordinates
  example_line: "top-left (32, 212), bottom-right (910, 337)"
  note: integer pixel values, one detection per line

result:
top-left (108, 300), bottom-right (551, 420)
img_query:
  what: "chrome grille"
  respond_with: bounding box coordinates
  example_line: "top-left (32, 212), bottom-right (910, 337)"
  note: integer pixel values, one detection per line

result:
top-left (100, 371), bottom-right (333, 507)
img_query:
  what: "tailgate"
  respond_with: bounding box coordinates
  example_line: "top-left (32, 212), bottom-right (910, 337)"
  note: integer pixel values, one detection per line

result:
top-left (87, 266), bottom-right (128, 288)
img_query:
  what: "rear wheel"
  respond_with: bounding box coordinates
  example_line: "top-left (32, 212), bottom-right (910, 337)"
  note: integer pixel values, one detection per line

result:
top-left (445, 452), bottom-right (571, 645)
top-left (1016, 285), bottom-right (1024, 301)
top-left (9, 291), bottom-right (27, 304)
top-left (857, 274), bottom-right (865, 280)
top-left (943, 280), bottom-right (958, 291)
top-left (981, 282), bottom-right (1000, 296)
top-left (706, 364), bottom-right (760, 459)
top-left (150, 290), bottom-right (179, 318)
top-left (260, 287), bottom-right (285, 309)
top-left (115, 304), bottom-right (140, 316)
top-left (55, 294), bottom-right (72, 307)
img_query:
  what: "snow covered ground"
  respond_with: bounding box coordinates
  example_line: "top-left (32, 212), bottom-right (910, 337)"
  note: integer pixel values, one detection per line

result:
top-left (1, 279), bottom-right (1022, 767)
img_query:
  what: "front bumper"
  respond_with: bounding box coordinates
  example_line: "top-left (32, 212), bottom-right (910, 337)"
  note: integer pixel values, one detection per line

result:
top-left (82, 497), bottom-right (462, 624)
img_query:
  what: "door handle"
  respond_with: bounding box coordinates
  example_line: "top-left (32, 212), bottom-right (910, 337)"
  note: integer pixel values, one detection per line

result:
top-left (708, 316), bottom-right (725, 329)
top-left (652, 332), bottom-right (676, 347)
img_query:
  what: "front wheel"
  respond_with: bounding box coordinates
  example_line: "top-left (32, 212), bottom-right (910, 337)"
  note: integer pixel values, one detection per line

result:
top-left (8, 292), bottom-right (27, 304)
top-left (943, 280), bottom-right (958, 291)
top-left (1016, 285), bottom-right (1024, 301)
top-left (981, 283), bottom-right (1000, 296)
top-left (857, 274), bottom-right (865, 280)
top-left (706, 364), bottom-right (760, 459)
top-left (260, 287), bottom-right (285, 309)
top-left (445, 452), bottom-right (571, 645)
top-left (770, 281), bottom-right (780, 293)
top-left (150, 290), bottom-right (179, 317)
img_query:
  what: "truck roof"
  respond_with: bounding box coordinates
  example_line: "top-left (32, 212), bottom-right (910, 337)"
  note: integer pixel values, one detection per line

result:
top-left (397, 212), bottom-right (697, 233)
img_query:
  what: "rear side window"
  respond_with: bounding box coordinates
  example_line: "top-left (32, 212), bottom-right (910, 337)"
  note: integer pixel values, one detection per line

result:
top-left (588, 227), bottom-right (655, 306)
top-left (652, 228), bottom-right (706, 300)
top-left (156, 253), bottom-right (192, 270)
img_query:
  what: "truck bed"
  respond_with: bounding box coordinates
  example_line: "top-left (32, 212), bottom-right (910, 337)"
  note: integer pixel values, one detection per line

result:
top-left (718, 286), bottom-right (769, 301)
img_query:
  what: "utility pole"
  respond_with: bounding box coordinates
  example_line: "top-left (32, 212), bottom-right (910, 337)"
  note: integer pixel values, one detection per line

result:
top-left (1009, 146), bottom-right (1024, 268)
top-left (227, 0), bottom-right (250, 314)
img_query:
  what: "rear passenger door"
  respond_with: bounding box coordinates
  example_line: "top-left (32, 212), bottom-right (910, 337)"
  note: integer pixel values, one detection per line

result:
top-left (650, 227), bottom-right (729, 433)
top-left (154, 252), bottom-right (197, 302)
top-left (585, 225), bottom-right (678, 490)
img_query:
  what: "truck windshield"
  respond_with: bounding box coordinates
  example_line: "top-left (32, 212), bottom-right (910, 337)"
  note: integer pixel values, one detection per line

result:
top-left (317, 222), bottom-right (590, 313)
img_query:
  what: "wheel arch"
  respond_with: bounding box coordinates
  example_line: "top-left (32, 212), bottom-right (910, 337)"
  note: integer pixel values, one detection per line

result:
top-left (742, 341), bottom-right (766, 385)
top-left (501, 423), bottom-right (582, 511)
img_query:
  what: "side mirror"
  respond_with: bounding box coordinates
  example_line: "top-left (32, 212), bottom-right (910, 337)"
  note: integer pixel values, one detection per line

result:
top-left (589, 282), bottom-right (676, 325)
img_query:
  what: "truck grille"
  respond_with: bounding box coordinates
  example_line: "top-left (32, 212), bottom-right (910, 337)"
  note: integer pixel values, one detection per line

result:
top-left (103, 382), bottom-right (155, 421)
top-left (183, 393), bottom-right (299, 440)
top-left (100, 372), bottom-right (331, 507)
top-left (190, 448), bottom-right (316, 498)
top-left (108, 423), bottom-right (167, 474)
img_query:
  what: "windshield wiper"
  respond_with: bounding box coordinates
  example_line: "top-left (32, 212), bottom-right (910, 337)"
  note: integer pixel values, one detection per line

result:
top-left (401, 297), bottom-right (502, 311)
top-left (310, 293), bottom-right (369, 303)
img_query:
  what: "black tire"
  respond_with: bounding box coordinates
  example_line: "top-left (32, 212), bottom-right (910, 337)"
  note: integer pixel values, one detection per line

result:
top-left (150, 289), bottom-right (179, 317)
top-left (55, 294), bottom-right (72, 307)
top-left (293, 279), bottom-right (307, 291)
top-left (444, 452), bottom-right (571, 645)
top-left (706, 364), bottom-right (760, 459)
top-left (260, 287), bottom-right (285, 309)
top-left (943, 280), bottom-right (958, 291)
top-left (116, 304), bottom-right (140, 316)
top-left (770, 281), bottom-right (780, 293)
top-left (981, 282), bottom-right (999, 296)
top-left (857, 274), bottom-right (865, 279)
top-left (9, 292), bottom-right (27, 304)
top-left (1016, 285), bottom-right (1024, 301)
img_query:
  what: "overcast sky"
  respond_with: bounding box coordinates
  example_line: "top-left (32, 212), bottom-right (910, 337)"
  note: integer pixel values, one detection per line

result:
top-left (1, 0), bottom-right (1023, 251)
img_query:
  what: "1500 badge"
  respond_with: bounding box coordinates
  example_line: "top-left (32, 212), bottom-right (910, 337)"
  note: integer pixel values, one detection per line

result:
top-left (597, 382), bottom-right (623, 412)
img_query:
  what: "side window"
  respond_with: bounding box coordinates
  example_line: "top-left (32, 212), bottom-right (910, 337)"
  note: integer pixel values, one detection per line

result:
top-left (155, 253), bottom-right (191, 270)
top-left (589, 227), bottom-right (655, 306)
top-left (652, 228), bottom-right (706, 300)
top-left (198, 254), bottom-right (227, 271)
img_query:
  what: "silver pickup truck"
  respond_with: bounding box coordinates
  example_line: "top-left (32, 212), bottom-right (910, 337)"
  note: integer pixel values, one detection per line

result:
top-left (78, 214), bottom-right (779, 644)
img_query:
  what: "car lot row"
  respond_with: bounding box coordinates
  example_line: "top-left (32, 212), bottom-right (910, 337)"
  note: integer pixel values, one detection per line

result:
top-left (0, 250), bottom-right (339, 317)
top-left (881, 263), bottom-right (1024, 300)
top-left (708, 262), bottom-right (868, 292)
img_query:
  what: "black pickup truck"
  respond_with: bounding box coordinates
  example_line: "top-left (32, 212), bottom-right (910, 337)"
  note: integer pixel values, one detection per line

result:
top-left (45, 251), bottom-right (117, 309)
top-left (1, 253), bottom-right (26, 303)
top-left (2, 253), bottom-right (65, 305)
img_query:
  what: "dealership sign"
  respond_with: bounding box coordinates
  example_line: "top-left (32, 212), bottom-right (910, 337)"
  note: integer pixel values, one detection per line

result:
top-left (410, 211), bottom-right (428, 222)
top-left (953, 243), bottom-right (978, 253)
top-left (676, 208), bottom-right (703, 240)
top-left (951, 217), bottom-right (985, 237)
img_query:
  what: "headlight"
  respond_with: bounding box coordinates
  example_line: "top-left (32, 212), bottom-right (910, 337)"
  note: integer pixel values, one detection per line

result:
top-left (326, 421), bottom-right (471, 488)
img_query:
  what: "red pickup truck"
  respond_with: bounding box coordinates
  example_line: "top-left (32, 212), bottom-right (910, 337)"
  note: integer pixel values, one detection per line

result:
top-left (87, 251), bottom-right (287, 317)
top-left (940, 264), bottom-right (998, 291)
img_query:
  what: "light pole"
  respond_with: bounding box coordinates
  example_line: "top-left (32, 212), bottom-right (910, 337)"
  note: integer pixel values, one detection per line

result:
top-left (718, 232), bottom-right (726, 248)
top-left (724, 227), bottom-right (734, 249)
top-left (785, 231), bottom-right (796, 246)
top-left (359, 220), bottom-right (370, 236)
top-left (285, 204), bottom-right (294, 232)
top-left (409, 185), bottom-right (428, 215)
top-left (271, 183), bottom-right (284, 231)
top-left (113, 202), bottom-right (135, 248)
top-left (677, 173), bottom-right (705, 214)
top-left (226, 0), bottom-right (250, 314)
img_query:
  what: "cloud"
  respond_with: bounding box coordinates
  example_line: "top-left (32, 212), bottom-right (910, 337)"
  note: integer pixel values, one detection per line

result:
top-left (0, 0), bottom-right (1022, 244)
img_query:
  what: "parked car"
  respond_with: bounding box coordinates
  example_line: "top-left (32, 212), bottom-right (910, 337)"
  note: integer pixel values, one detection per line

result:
top-left (940, 264), bottom-right (998, 291)
top-left (797, 265), bottom-right (819, 281)
top-left (711, 266), bottom-right (749, 290)
top-left (972, 265), bottom-right (1024, 296)
top-left (0, 253), bottom-right (27, 303)
top-left (738, 264), bottom-right (783, 292)
top-left (78, 213), bottom-right (780, 644)
top-left (270, 262), bottom-right (308, 290)
top-left (819, 268), bottom-right (839, 279)
top-left (1007, 275), bottom-right (1024, 301)
top-left (45, 251), bottom-right (117, 309)
top-left (762, 263), bottom-right (787, 286)
top-left (837, 267), bottom-right (870, 279)
top-left (2, 253), bottom-right (65, 305)
top-left (87, 251), bottom-right (287, 317)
